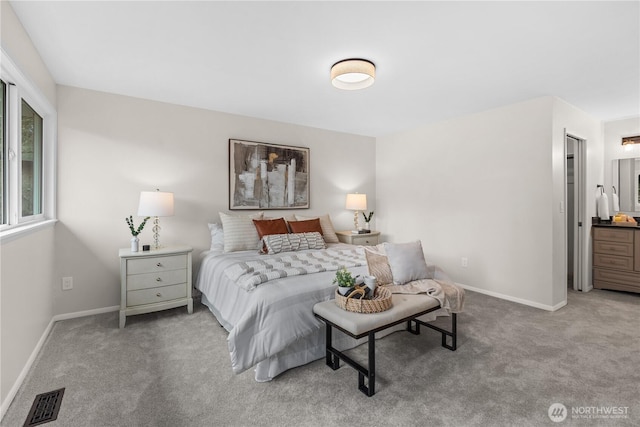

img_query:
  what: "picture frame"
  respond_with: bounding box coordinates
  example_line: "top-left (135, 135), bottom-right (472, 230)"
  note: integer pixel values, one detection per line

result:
top-left (229, 139), bottom-right (310, 210)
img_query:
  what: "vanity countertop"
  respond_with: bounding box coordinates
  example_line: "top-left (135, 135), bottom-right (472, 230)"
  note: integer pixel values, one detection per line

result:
top-left (592, 222), bottom-right (640, 228)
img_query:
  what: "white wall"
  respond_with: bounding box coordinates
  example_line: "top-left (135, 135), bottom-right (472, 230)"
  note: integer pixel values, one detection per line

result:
top-left (376, 96), bottom-right (602, 310)
top-left (0, 1), bottom-right (57, 415)
top-left (55, 85), bottom-right (375, 315)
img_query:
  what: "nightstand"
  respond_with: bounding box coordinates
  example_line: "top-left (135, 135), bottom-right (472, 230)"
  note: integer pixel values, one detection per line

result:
top-left (336, 230), bottom-right (380, 246)
top-left (119, 245), bottom-right (193, 328)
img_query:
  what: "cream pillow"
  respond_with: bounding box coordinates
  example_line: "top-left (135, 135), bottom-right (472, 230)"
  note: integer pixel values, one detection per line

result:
top-left (294, 214), bottom-right (339, 243)
top-left (384, 241), bottom-right (429, 285)
top-left (219, 211), bottom-right (264, 252)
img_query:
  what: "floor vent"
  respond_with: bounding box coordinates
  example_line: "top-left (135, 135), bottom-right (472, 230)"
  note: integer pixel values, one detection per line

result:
top-left (23, 388), bottom-right (65, 427)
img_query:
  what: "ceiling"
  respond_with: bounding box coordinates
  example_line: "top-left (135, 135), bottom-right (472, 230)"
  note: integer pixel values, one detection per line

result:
top-left (9, 1), bottom-right (640, 137)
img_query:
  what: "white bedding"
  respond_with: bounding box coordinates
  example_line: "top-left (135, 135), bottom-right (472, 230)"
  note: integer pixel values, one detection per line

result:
top-left (197, 243), bottom-right (379, 380)
top-left (195, 243), bottom-right (448, 381)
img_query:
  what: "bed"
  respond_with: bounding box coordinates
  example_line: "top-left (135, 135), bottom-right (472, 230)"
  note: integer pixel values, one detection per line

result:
top-left (195, 215), bottom-right (463, 382)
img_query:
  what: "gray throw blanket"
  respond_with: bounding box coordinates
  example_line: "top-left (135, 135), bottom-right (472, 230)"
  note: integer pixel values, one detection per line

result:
top-left (224, 248), bottom-right (365, 291)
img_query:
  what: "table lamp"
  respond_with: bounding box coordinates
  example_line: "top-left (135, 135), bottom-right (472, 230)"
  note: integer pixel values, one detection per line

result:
top-left (137, 189), bottom-right (174, 249)
top-left (345, 193), bottom-right (367, 231)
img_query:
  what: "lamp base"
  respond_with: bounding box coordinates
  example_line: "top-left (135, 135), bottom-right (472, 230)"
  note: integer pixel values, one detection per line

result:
top-left (151, 216), bottom-right (162, 249)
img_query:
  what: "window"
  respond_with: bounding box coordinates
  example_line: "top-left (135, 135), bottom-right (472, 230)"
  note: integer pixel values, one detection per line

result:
top-left (21, 99), bottom-right (43, 218)
top-left (0, 50), bottom-right (56, 236)
top-left (1, 80), bottom-right (5, 224)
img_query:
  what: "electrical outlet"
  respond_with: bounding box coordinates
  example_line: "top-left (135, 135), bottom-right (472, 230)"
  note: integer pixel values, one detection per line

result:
top-left (62, 277), bottom-right (73, 291)
top-left (461, 257), bottom-right (468, 268)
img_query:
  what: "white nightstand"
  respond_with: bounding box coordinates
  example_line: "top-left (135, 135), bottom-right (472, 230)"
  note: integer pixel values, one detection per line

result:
top-left (119, 245), bottom-right (193, 328)
top-left (336, 230), bottom-right (380, 246)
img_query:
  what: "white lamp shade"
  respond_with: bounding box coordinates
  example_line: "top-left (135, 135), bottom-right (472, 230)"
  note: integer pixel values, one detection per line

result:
top-left (346, 193), bottom-right (367, 211)
top-left (137, 191), bottom-right (174, 217)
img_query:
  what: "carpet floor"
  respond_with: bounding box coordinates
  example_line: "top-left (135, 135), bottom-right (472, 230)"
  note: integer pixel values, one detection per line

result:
top-left (2, 289), bottom-right (639, 427)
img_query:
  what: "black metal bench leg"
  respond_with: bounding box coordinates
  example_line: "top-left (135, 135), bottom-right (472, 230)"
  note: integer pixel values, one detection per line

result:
top-left (414, 313), bottom-right (458, 351)
top-left (358, 332), bottom-right (376, 396)
top-left (325, 324), bottom-right (339, 370)
top-left (439, 313), bottom-right (457, 351)
top-left (448, 313), bottom-right (458, 351)
top-left (407, 319), bottom-right (420, 335)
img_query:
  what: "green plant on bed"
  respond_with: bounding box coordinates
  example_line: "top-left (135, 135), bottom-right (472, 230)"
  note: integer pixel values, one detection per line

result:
top-left (333, 266), bottom-right (356, 288)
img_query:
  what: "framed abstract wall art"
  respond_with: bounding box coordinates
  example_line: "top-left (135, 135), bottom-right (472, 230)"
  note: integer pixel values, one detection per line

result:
top-left (229, 139), bottom-right (310, 210)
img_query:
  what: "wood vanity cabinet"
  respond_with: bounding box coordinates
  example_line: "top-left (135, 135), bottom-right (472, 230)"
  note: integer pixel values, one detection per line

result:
top-left (592, 226), bottom-right (640, 293)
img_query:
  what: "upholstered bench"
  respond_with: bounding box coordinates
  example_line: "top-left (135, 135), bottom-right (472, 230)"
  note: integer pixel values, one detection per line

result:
top-left (313, 293), bottom-right (457, 396)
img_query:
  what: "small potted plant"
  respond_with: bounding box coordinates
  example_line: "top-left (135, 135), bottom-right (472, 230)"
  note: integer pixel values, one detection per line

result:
top-left (333, 266), bottom-right (356, 295)
top-left (126, 215), bottom-right (150, 252)
top-left (362, 211), bottom-right (374, 230)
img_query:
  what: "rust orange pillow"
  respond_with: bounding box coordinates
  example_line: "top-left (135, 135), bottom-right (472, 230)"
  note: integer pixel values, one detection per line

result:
top-left (252, 218), bottom-right (289, 239)
top-left (288, 218), bottom-right (323, 235)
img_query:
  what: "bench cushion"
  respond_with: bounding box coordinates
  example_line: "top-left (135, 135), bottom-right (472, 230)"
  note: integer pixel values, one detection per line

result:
top-left (313, 294), bottom-right (440, 336)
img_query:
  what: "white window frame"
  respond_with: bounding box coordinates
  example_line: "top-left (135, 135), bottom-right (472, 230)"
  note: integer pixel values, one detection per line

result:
top-left (0, 48), bottom-right (57, 241)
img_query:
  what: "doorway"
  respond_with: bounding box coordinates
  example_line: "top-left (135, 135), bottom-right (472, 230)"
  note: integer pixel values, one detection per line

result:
top-left (566, 134), bottom-right (586, 291)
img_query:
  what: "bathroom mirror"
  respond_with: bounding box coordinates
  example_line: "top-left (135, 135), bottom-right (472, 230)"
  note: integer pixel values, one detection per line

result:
top-left (612, 158), bottom-right (640, 214)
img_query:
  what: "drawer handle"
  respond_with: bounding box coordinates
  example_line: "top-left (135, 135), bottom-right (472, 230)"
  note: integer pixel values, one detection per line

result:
top-left (156, 292), bottom-right (162, 297)
top-left (156, 277), bottom-right (162, 282)
top-left (156, 262), bottom-right (162, 267)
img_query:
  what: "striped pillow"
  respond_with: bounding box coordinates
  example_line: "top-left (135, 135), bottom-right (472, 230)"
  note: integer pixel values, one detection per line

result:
top-left (364, 244), bottom-right (393, 285)
top-left (219, 211), bottom-right (264, 252)
top-left (262, 232), bottom-right (326, 254)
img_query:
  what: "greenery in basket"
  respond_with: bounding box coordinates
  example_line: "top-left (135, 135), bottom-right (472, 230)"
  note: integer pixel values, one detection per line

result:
top-left (362, 211), bottom-right (374, 222)
top-left (333, 266), bottom-right (356, 288)
top-left (126, 215), bottom-right (150, 237)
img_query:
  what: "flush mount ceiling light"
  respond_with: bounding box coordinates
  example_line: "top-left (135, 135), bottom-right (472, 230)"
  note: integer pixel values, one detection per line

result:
top-left (331, 59), bottom-right (375, 90)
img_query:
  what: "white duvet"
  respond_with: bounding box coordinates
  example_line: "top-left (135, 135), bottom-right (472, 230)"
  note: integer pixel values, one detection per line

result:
top-left (196, 243), bottom-right (376, 381)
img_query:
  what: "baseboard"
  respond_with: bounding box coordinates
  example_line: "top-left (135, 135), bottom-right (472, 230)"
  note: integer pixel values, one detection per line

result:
top-left (52, 305), bottom-right (119, 322)
top-left (0, 317), bottom-right (54, 421)
top-left (0, 305), bottom-right (120, 422)
top-left (457, 282), bottom-right (567, 312)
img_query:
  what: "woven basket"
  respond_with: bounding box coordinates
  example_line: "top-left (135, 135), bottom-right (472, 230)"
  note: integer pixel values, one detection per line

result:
top-left (335, 286), bottom-right (392, 314)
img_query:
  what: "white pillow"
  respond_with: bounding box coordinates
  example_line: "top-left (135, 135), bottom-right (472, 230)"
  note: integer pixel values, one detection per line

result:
top-left (207, 223), bottom-right (225, 252)
top-left (384, 241), bottom-right (429, 285)
top-left (219, 211), bottom-right (264, 252)
top-left (294, 214), bottom-right (339, 243)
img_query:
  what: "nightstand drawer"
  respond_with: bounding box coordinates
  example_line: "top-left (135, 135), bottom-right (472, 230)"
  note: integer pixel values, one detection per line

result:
top-left (127, 254), bottom-right (187, 274)
top-left (127, 268), bottom-right (188, 291)
top-left (127, 283), bottom-right (187, 307)
top-left (350, 235), bottom-right (379, 246)
top-left (336, 230), bottom-right (381, 246)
